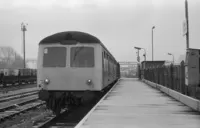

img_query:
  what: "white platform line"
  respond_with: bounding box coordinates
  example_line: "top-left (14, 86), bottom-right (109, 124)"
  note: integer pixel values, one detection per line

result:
top-left (74, 79), bottom-right (121, 128)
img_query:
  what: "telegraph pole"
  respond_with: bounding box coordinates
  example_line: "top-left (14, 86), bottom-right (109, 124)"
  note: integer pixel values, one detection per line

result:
top-left (134, 47), bottom-right (141, 63)
top-left (21, 23), bottom-right (27, 68)
top-left (185, 0), bottom-right (189, 49)
top-left (134, 46), bottom-right (146, 62)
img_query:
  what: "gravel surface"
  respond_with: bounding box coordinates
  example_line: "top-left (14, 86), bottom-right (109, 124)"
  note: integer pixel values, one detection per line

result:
top-left (0, 105), bottom-right (52, 128)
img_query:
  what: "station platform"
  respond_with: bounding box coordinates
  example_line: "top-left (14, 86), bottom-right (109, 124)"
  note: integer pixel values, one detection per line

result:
top-left (75, 78), bottom-right (200, 128)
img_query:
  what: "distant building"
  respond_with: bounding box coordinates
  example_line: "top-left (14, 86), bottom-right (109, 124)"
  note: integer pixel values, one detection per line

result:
top-left (26, 62), bottom-right (37, 69)
top-left (141, 61), bottom-right (165, 70)
top-left (119, 61), bottom-right (138, 78)
top-left (26, 59), bottom-right (37, 69)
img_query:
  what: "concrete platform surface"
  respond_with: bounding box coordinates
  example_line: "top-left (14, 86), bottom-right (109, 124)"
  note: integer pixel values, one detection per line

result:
top-left (76, 78), bottom-right (200, 128)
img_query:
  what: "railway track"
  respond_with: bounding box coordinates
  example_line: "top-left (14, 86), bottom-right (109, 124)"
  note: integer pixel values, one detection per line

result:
top-left (32, 81), bottom-right (117, 128)
top-left (0, 100), bottom-right (45, 123)
top-left (0, 90), bottom-right (38, 103)
top-left (0, 83), bottom-right (37, 94)
top-left (32, 103), bottom-right (99, 128)
top-left (0, 92), bottom-right (45, 123)
top-left (0, 85), bottom-right (46, 127)
top-left (0, 94), bottom-right (38, 112)
top-left (0, 90), bottom-right (41, 122)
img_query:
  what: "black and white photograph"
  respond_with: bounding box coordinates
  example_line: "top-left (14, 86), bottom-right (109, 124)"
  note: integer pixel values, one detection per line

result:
top-left (0, 0), bottom-right (200, 127)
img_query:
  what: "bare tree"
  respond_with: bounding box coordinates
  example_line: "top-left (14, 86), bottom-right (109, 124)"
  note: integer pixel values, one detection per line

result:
top-left (0, 47), bottom-right (25, 69)
top-left (0, 47), bottom-right (15, 63)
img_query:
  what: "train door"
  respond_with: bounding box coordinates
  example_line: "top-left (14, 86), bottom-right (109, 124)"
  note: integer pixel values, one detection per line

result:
top-left (102, 51), bottom-right (104, 87)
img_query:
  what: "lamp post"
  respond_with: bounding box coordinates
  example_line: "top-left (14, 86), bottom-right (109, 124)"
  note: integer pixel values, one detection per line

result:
top-left (152, 26), bottom-right (155, 61)
top-left (168, 53), bottom-right (174, 64)
top-left (134, 47), bottom-right (141, 63)
top-left (21, 23), bottom-right (27, 69)
top-left (134, 46), bottom-right (146, 61)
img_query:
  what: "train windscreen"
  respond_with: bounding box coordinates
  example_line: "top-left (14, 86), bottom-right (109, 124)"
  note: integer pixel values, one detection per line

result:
top-left (43, 47), bottom-right (66, 67)
top-left (70, 47), bottom-right (94, 67)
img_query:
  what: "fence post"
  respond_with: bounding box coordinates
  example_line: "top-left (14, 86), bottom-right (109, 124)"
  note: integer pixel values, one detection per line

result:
top-left (152, 68), bottom-right (154, 82)
top-left (155, 67), bottom-right (157, 83)
top-left (174, 66), bottom-right (177, 91)
top-left (177, 66), bottom-right (180, 92)
top-left (158, 66), bottom-right (160, 84)
top-left (164, 66), bottom-right (167, 87)
top-left (180, 61), bottom-right (185, 94)
top-left (178, 66), bottom-right (181, 92)
top-left (169, 64), bottom-right (172, 89)
top-left (162, 66), bottom-right (164, 85)
top-left (162, 66), bottom-right (165, 86)
top-left (166, 67), bottom-right (168, 88)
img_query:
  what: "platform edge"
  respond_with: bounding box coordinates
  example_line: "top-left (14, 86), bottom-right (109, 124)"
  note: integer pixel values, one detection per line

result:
top-left (143, 79), bottom-right (200, 112)
top-left (74, 79), bottom-right (121, 128)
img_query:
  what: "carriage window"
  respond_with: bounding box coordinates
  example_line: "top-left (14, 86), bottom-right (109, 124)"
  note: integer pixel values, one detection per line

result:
top-left (43, 47), bottom-right (66, 67)
top-left (71, 47), bottom-right (94, 67)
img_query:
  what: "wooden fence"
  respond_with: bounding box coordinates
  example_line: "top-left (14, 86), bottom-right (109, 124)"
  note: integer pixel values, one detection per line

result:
top-left (143, 61), bottom-right (200, 100)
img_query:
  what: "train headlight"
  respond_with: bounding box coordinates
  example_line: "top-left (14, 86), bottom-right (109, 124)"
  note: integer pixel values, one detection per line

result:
top-left (44, 79), bottom-right (50, 85)
top-left (86, 79), bottom-right (92, 85)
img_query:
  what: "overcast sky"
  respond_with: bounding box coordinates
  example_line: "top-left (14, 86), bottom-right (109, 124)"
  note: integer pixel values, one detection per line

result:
top-left (0, 0), bottom-right (200, 63)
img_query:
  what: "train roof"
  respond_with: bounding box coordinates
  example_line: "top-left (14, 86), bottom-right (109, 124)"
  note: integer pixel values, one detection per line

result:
top-left (39, 31), bottom-right (118, 63)
top-left (39, 31), bottom-right (101, 45)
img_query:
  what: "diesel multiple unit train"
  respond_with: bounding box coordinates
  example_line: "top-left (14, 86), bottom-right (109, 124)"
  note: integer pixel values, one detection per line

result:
top-left (37, 31), bottom-right (120, 114)
top-left (0, 68), bottom-right (37, 87)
